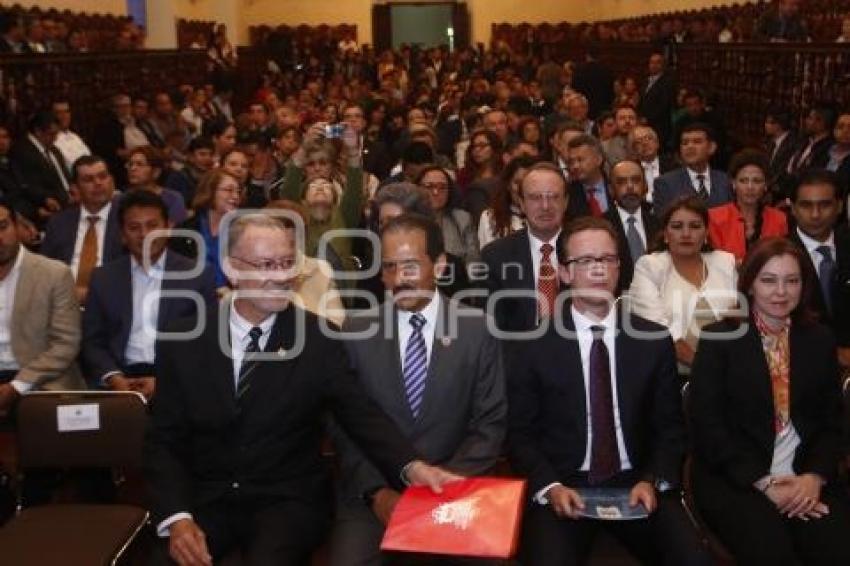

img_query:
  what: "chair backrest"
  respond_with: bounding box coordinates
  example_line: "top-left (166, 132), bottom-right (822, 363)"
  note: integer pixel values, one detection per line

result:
top-left (15, 391), bottom-right (147, 470)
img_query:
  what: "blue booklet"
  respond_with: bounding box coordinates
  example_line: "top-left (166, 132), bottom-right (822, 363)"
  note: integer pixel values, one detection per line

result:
top-left (575, 488), bottom-right (650, 521)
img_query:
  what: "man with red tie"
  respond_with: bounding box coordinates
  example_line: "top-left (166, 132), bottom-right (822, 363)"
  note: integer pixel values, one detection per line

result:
top-left (565, 135), bottom-right (613, 219)
top-left (507, 216), bottom-right (711, 566)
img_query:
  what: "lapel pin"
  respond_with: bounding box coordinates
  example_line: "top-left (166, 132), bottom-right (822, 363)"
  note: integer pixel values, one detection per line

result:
top-left (277, 347), bottom-right (287, 358)
top-left (440, 336), bottom-right (451, 347)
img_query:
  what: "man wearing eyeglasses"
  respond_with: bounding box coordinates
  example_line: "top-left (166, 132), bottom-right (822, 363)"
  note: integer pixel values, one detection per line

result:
top-left (146, 212), bottom-right (458, 566)
top-left (507, 216), bottom-right (710, 566)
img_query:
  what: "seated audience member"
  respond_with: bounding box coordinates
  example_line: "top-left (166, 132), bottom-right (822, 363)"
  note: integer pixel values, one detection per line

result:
top-left (10, 110), bottom-right (72, 225)
top-left (508, 216), bottom-right (711, 566)
top-left (628, 196), bottom-right (737, 374)
top-left (763, 108), bottom-right (798, 202)
top-left (566, 135), bottom-right (613, 218)
top-left (482, 163), bottom-right (569, 333)
top-left (690, 237), bottom-right (850, 565)
top-left (342, 102), bottom-right (393, 182)
top-left (133, 97), bottom-right (164, 149)
top-left (786, 104), bottom-right (836, 181)
top-left (478, 155), bottom-right (537, 249)
top-left (220, 147), bottom-right (251, 188)
top-left (517, 116), bottom-right (543, 153)
top-left (51, 99), bottom-right (91, 171)
top-left (0, 124), bottom-right (36, 223)
top-left (329, 214), bottom-right (506, 566)
top-left (788, 170), bottom-right (850, 366)
top-left (206, 117), bottom-right (237, 165)
top-left (180, 87), bottom-right (208, 139)
top-left (814, 109), bottom-right (850, 200)
top-left (149, 92), bottom-right (188, 152)
top-left (592, 111), bottom-right (617, 142)
top-left (605, 159), bottom-right (659, 291)
top-left (41, 156), bottom-right (124, 302)
top-left (382, 141), bottom-right (436, 188)
top-left (754, 0), bottom-right (810, 42)
top-left (171, 169), bottom-right (243, 296)
top-left (549, 120), bottom-right (586, 181)
top-left (274, 125), bottom-right (302, 170)
top-left (83, 191), bottom-right (215, 398)
top-left (601, 105), bottom-right (638, 168)
top-left (653, 123), bottom-right (732, 216)
top-left (242, 133), bottom-right (283, 207)
top-left (126, 146), bottom-right (187, 224)
top-left (457, 128), bottom-right (503, 196)
top-left (0, 197), bottom-right (83, 417)
top-left (417, 165), bottom-right (480, 269)
top-left (164, 136), bottom-right (216, 207)
top-left (628, 125), bottom-right (676, 204)
top-left (708, 150), bottom-right (788, 264)
top-left (145, 212), bottom-right (456, 565)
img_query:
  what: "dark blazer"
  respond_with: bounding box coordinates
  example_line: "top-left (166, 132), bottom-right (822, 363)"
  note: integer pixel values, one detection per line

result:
top-left (689, 319), bottom-right (843, 494)
top-left (144, 303), bottom-right (418, 526)
top-left (788, 226), bottom-right (850, 346)
top-left (638, 72), bottom-right (676, 147)
top-left (604, 203), bottom-right (660, 292)
top-left (787, 135), bottom-right (833, 176)
top-left (507, 306), bottom-right (686, 494)
top-left (481, 228), bottom-right (567, 333)
top-left (81, 252), bottom-right (216, 385)
top-left (333, 296), bottom-right (506, 502)
top-left (572, 60), bottom-right (615, 119)
top-left (652, 167), bottom-right (733, 216)
top-left (766, 132), bottom-right (798, 199)
top-left (40, 195), bottom-right (125, 266)
top-left (566, 179), bottom-right (615, 219)
top-left (362, 138), bottom-right (393, 182)
top-left (9, 136), bottom-right (72, 212)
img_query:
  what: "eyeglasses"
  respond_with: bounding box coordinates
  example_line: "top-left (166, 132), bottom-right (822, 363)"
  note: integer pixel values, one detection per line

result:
top-left (566, 254), bottom-right (620, 269)
top-left (231, 256), bottom-right (296, 271)
top-left (422, 182), bottom-right (449, 193)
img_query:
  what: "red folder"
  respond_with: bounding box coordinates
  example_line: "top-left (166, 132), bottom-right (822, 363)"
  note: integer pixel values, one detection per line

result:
top-left (380, 477), bottom-right (526, 559)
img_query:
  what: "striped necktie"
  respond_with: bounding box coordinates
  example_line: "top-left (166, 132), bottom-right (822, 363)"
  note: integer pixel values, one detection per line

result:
top-left (403, 313), bottom-right (428, 418)
top-left (236, 326), bottom-right (263, 398)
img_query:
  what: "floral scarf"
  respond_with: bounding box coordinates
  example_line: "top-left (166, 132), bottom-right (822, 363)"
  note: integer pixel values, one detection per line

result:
top-left (753, 311), bottom-right (791, 433)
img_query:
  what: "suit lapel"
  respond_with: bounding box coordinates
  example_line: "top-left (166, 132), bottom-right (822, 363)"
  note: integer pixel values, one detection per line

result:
top-left (561, 309), bottom-right (588, 455)
top-left (66, 208), bottom-right (82, 263)
top-left (117, 257), bottom-right (134, 347)
top-left (744, 323), bottom-right (775, 411)
top-left (11, 251), bottom-right (35, 336)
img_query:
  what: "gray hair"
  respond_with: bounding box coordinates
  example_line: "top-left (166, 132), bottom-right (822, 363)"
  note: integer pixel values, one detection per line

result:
top-left (226, 212), bottom-right (291, 255)
top-left (567, 134), bottom-right (605, 160)
top-left (373, 182), bottom-right (434, 218)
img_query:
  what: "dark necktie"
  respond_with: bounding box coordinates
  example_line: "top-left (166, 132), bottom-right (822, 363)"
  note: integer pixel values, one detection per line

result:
top-left (817, 246), bottom-right (836, 316)
top-left (236, 326), bottom-right (263, 398)
top-left (403, 313), bottom-right (428, 418)
top-left (696, 174), bottom-right (709, 200)
top-left (537, 243), bottom-right (557, 319)
top-left (589, 325), bottom-right (620, 484)
top-left (626, 216), bottom-right (645, 263)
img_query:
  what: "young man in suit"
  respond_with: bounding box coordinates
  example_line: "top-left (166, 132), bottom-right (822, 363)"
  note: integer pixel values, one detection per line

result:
top-left (329, 214), bottom-right (507, 565)
top-left (763, 108), bottom-right (798, 202)
top-left (0, 197), bottom-right (83, 415)
top-left (146, 212), bottom-right (458, 566)
top-left (482, 162), bottom-right (569, 333)
top-left (41, 155), bottom-right (124, 303)
top-left (507, 216), bottom-right (710, 566)
top-left (786, 104), bottom-right (835, 180)
top-left (788, 169), bottom-right (850, 367)
top-left (628, 125), bottom-right (676, 205)
top-left (566, 135), bottom-right (613, 219)
top-left (653, 123), bottom-right (732, 216)
top-left (604, 160), bottom-right (659, 291)
top-left (637, 52), bottom-right (676, 148)
top-left (82, 190), bottom-right (215, 399)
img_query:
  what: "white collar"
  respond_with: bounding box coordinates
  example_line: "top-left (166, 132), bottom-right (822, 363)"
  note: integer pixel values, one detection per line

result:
top-left (686, 166), bottom-right (710, 179)
top-left (616, 204), bottom-right (642, 224)
top-left (642, 156), bottom-right (660, 169)
top-left (796, 226), bottom-right (834, 254)
top-left (230, 303), bottom-right (277, 342)
top-left (528, 229), bottom-right (561, 253)
top-left (130, 250), bottom-right (167, 276)
top-left (571, 303), bottom-right (617, 333)
top-left (81, 200), bottom-right (112, 220)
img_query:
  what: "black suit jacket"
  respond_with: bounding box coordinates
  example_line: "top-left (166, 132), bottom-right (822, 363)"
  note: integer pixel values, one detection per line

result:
top-left (507, 306), bottom-right (685, 494)
top-left (9, 137), bottom-right (71, 212)
top-left (362, 138), bottom-right (393, 182)
top-left (81, 252), bottom-right (216, 385)
top-left (566, 180), bottom-right (614, 220)
top-left (690, 319), bottom-right (843, 493)
top-left (481, 228), bottom-right (567, 333)
top-left (638, 72), bottom-right (676, 147)
top-left (572, 61), bottom-right (615, 119)
top-left (604, 203), bottom-right (660, 292)
top-left (766, 132), bottom-right (798, 200)
top-left (40, 195), bottom-right (125, 266)
top-left (788, 226), bottom-right (850, 346)
top-left (144, 303), bottom-right (418, 525)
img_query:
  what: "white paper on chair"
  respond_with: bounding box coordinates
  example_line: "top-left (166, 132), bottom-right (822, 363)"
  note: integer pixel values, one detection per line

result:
top-left (56, 403), bottom-right (100, 432)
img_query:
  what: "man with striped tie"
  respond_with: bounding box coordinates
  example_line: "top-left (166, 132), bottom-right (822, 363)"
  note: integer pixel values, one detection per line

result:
top-left (329, 214), bottom-right (507, 566)
top-left (146, 212), bottom-right (458, 566)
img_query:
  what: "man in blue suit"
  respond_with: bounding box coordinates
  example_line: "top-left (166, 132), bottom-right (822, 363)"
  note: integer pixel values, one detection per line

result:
top-left (82, 190), bottom-right (215, 398)
top-left (652, 123), bottom-right (732, 216)
top-left (41, 155), bottom-right (124, 302)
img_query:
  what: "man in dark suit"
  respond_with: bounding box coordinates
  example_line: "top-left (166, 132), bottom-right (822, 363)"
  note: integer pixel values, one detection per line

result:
top-left (571, 48), bottom-right (614, 120)
top-left (482, 162), bottom-right (569, 333)
top-left (146, 212), bottom-right (458, 565)
top-left (785, 104), bottom-right (835, 183)
top-left (41, 156), bottom-right (124, 303)
top-left (669, 90), bottom-right (727, 167)
top-left (9, 110), bottom-right (72, 226)
top-left (628, 125), bottom-right (677, 206)
top-left (653, 123), bottom-right (732, 216)
top-left (605, 160), bottom-right (659, 291)
top-left (788, 169), bottom-right (850, 367)
top-left (637, 52), bottom-right (676, 149)
top-left (507, 216), bottom-right (711, 566)
top-left (329, 214), bottom-right (507, 565)
top-left (343, 103), bottom-right (393, 181)
top-left (82, 190), bottom-right (215, 398)
top-left (754, 0), bottom-right (810, 42)
top-left (763, 108), bottom-right (798, 202)
top-left (565, 135), bottom-right (614, 219)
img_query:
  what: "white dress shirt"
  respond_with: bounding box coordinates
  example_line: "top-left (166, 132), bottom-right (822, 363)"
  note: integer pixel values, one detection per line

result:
top-left (616, 205), bottom-right (647, 250)
top-left (641, 157), bottom-right (660, 203)
top-left (796, 227), bottom-right (834, 275)
top-left (124, 252), bottom-right (166, 366)
top-left (70, 202), bottom-right (111, 279)
top-left (534, 305), bottom-right (633, 504)
top-left (396, 291), bottom-right (441, 367)
top-left (0, 247), bottom-right (29, 393)
top-left (686, 167), bottom-right (712, 196)
top-left (28, 133), bottom-right (70, 193)
top-left (54, 129), bottom-right (91, 171)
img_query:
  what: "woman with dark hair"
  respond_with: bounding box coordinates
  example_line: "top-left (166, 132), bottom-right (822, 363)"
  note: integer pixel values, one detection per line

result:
top-left (478, 155), bottom-right (538, 248)
top-left (517, 116), bottom-right (543, 151)
top-left (689, 237), bottom-right (850, 565)
top-left (125, 145), bottom-right (187, 224)
top-left (708, 149), bottom-right (788, 263)
top-left (628, 196), bottom-right (737, 371)
top-left (204, 117), bottom-right (237, 163)
top-left (457, 128), bottom-right (503, 197)
top-left (416, 165), bottom-right (479, 267)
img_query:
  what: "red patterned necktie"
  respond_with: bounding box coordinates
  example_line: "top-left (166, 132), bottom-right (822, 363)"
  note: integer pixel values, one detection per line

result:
top-left (537, 243), bottom-right (557, 319)
top-left (586, 188), bottom-right (603, 217)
